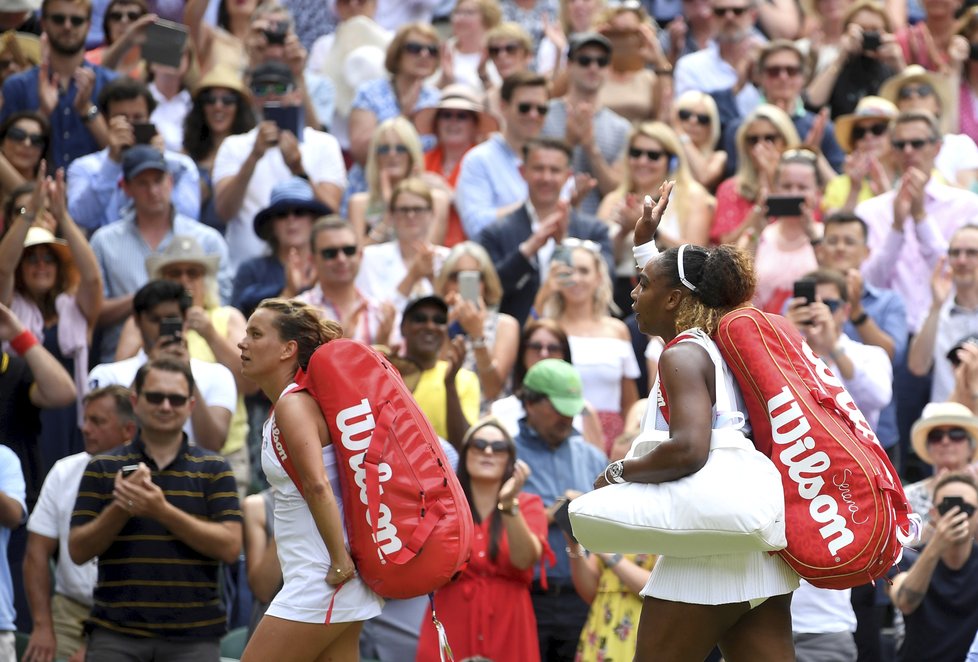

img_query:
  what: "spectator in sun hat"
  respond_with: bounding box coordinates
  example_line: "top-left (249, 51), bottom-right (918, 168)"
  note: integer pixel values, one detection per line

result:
top-left (823, 96), bottom-right (898, 213)
top-left (231, 176), bottom-right (331, 318)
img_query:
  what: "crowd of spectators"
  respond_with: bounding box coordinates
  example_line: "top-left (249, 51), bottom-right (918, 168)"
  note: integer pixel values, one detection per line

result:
top-left (2, 0), bottom-right (978, 659)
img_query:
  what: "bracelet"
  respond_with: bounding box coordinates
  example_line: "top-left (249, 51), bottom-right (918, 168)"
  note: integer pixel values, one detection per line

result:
top-left (10, 329), bottom-right (38, 355)
top-left (565, 545), bottom-right (587, 559)
top-left (470, 336), bottom-right (487, 349)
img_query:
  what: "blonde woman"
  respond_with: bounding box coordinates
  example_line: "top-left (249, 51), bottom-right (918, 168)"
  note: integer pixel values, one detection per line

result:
top-left (711, 104), bottom-right (800, 245)
top-left (597, 121), bottom-right (713, 310)
top-left (347, 117), bottom-right (449, 244)
top-left (670, 91), bottom-right (726, 190)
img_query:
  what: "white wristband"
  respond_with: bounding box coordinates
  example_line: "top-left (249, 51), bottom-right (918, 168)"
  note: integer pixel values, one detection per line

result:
top-left (633, 240), bottom-right (660, 269)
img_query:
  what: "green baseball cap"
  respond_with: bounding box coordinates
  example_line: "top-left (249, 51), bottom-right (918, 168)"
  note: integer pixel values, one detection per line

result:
top-left (523, 359), bottom-right (585, 417)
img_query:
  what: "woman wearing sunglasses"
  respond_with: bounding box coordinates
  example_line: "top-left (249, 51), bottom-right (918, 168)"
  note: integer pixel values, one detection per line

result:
top-left (0, 166), bottom-right (102, 470)
top-left (0, 111), bottom-right (48, 205)
top-left (824, 96), bottom-right (897, 213)
top-left (183, 66), bottom-right (257, 231)
top-left (416, 417), bottom-right (548, 662)
top-left (669, 91), bottom-right (726, 190)
top-left (85, 0), bottom-right (151, 79)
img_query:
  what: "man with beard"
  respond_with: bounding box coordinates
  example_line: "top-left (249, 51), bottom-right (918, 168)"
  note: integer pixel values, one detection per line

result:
top-left (0, 0), bottom-right (117, 169)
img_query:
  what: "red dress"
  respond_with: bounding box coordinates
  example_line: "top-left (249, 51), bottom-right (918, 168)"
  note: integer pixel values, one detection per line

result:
top-left (415, 492), bottom-right (549, 662)
top-left (424, 146), bottom-right (468, 248)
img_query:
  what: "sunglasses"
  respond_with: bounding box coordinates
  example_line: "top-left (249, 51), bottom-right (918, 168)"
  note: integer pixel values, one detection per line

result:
top-left (393, 205), bottom-right (431, 218)
top-left (526, 341), bottom-right (562, 354)
top-left (926, 427), bottom-right (971, 444)
top-left (628, 147), bottom-right (669, 161)
top-left (201, 92), bottom-right (238, 107)
top-left (469, 437), bottom-right (510, 453)
top-left (319, 245), bottom-right (357, 260)
top-left (376, 143), bottom-right (409, 156)
top-left (46, 13), bottom-right (87, 26)
top-left (23, 251), bottom-right (57, 265)
top-left (252, 82), bottom-right (293, 96)
top-left (108, 10), bottom-right (142, 21)
top-left (678, 108), bottom-right (710, 125)
top-left (407, 311), bottom-right (448, 325)
top-left (516, 102), bottom-right (549, 116)
top-left (822, 298), bottom-right (842, 313)
top-left (763, 65), bottom-right (802, 78)
top-left (436, 110), bottom-right (475, 122)
top-left (949, 247), bottom-right (978, 259)
top-left (143, 391), bottom-right (190, 407)
top-left (745, 133), bottom-right (780, 146)
top-left (712, 5), bottom-right (749, 16)
top-left (404, 42), bottom-right (439, 57)
top-left (161, 266), bottom-right (205, 279)
top-left (851, 122), bottom-right (889, 141)
top-left (573, 54), bottom-right (610, 68)
top-left (488, 43), bottom-right (523, 57)
top-left (5, 126), bottom-right (44, 147)
top-left (271, 208), bottom-right (315, 220)
top-left (891, 138), bottom-right (935, 151)
top-left (898, 84), bottom-right (933, 100)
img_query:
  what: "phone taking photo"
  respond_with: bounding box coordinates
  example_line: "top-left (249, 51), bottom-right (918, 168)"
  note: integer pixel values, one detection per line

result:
top-left (263, 103), bottom-right (304, 141)
top-left (121, 464), bottom-right (139, 478)
top-left (765, 195), bottom-right (805, 218)
top-left (458, 270), bottom-right (480, 304)
top-left (937, 495), bottom-right (976, 518)
top-left (132, 122), bottom-right (157, 145)
top-left (158, 316), bottom-right (183, 342)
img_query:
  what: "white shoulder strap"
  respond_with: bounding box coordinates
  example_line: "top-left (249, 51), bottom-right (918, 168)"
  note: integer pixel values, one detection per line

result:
top-left (678, 330), bottom-right (744, 430)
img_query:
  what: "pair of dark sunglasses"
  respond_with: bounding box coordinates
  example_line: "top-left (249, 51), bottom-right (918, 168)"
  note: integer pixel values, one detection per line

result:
top-left (200, 92), bottom-right (238, 107)
top-left (678, 108), bottom-right (710, 125)
top-left (404, 42), bottom-right (438, 57)
top-left (469, 437), bottom-right (510, 453)
top-left (108, 10), bottom-right (142, 21)
top-left (851, 123), bottom-right (888, 141)
top-left (407, 311), bottom-right (448, 325)
top-left (573, 54), bottom-right (609, 68)
top-left (488, 43), bottom-right (523, 57)
top-left (143, 391), bottom-right (190, 407)
top-left (46, 13), bottom-right (87, 26)
top-left (516, 102), bottom-right (549, 116)
top-left (319, 245), bottom-right (357, 260)
top-left (628, 147), bottom-right (670, 161)
top-left (926, 427), bottom-right (970, 444)
top-left (5, 126), bottom-right (44, 147)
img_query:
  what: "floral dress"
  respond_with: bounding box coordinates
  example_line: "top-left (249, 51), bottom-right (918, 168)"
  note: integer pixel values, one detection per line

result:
top-left (576, 554), bottom-right (657, 662)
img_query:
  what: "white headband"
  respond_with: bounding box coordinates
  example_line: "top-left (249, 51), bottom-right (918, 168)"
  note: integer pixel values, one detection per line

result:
top-left (677, 244), bottom-right (698, 293)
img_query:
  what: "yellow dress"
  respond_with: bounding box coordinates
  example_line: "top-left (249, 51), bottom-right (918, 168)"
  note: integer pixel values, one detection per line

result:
top-left (576, 554), bottom-right (657, 662)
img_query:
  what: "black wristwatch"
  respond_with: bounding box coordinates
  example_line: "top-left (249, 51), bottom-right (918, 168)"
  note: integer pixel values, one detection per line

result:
top-left (81, 104), bottom-right (99, 123)
top-left (850, 312), bottom-right (869, 326)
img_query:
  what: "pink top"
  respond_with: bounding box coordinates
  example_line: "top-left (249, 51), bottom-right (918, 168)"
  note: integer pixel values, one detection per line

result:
top-left (752, 223), bottom-right (818, 314)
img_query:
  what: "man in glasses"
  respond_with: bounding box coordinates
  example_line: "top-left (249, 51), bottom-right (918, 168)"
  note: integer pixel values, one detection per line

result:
top-left (66, 77), bottom-right (200, 234)
top-left (540, 32), bottom-right (630, 216)
top-left (1, 0), bottom-right (119, 169)
top-left (69, 358), bottom-right (241, 662)
top-left (456, 70), bottom-right (548, 239)
top-left (295, 216), bottom-right (395, 348)
top-left (88, 279), bottom-right (237, 453)
top-left (213, 60), bottom-right (345, 271)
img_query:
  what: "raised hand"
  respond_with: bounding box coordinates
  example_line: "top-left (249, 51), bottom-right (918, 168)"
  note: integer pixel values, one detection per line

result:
top-left (634, 180), bottom-right (674, 246)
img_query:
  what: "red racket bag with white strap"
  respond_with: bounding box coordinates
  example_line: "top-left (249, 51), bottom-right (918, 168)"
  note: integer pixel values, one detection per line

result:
top-left (714, 307), bottom-right (919, 589)
top-left (295, 339), bottom-right (473, 600)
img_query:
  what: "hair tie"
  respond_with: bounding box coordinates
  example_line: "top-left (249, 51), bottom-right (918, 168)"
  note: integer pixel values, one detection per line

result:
top-left (677, 244), bottom-right (698, 293)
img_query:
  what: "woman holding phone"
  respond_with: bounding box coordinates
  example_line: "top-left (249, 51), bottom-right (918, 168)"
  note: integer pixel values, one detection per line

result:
top-left (593, 185), bottom-right (798, 661)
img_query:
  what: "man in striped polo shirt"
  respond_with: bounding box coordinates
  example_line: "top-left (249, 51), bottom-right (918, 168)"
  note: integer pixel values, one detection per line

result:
top-left (68, 359), bottom-right (242, 661)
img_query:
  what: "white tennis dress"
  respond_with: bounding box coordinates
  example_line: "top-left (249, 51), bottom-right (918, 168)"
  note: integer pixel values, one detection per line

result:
top-left (261, 383), bottom-right (384, 623)
top-left (640, 330), bottom-right (799, 605)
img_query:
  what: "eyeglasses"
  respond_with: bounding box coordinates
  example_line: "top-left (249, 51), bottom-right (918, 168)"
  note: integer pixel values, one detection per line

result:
top-left (488, 42), bottom-right (523, 57)
top-left (23, 251), bottom-right (57, 265)
top-left (271, 208), bottom-right (315, 220)
top-left (898, 84), bottom-right (933, 100)
top-left (526, 341), bottom-right (563, 354)
top-left (628, 147), bottom-right (669, 161)
top-left (678, 108), bottom-right (710, 125)
top-left (891, 138), bottom-right (935, 151)
top-left (763, 65), bottom-right (802, 78)
top-left (376, 143), bottom-right (409, 156)
top-left (745, 133), bottom-right (780, 146)
top-left (436, 110), bottom-right (476, 122)
top-left (516, 102), bottom-right (549, 116)
top-left (252, 82), bottom-right (294, 96)
top-left (926, 427), bottom-right (971, 445)
top-left (142, 391), bottom-right (190, 407)
top-left (851, 122), bottom-right (889, 141)
top-left (712, 5), bottom-right (750, 17)
top-left (573, 54), bottom-right (610, 68)
top-left (5, 126), bottom-right (44, 147)
top-left (108, 10), bottom-right (142, 21)
top-left (45, 13), bottom-right (87, 26)
top-left (404, 42), bottom-right (439, 57)
top-left (822, 298), bottom-right (843, 313)
top-left (469, 437), bottom-right (510, 453)
top-left (162, 266), bottom-right (205, 279)
top-left (949, 247), bottom-right (978, 259)
top-left (392, 205), bottom-right (431, 218)
top-left (319, 245), bottom-right (357, 260)
top-left (782, 148), bottom-right (818, 162)
top-left (407, 311), bottom-right (448, 325)
top-left (200, 92), bottom-right (238, 107)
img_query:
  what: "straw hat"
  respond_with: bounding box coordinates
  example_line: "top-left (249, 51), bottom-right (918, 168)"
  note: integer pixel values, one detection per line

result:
top-left (22, 226), bottom-right (78, 289)
top-left (879, 65), bottom-right (952, 117)
top-left (834, 96), bottom-right (898, 153)
top-left (412, 85), bottom-right (499, 136)
top-left (193, 64), bottom-right (250, 103)
top-left (0, 31), bottom-right (41, 67)
top-left (145, 235), bottom-right (220, 280)
top-left (910, 402), bottom-right (978, 465)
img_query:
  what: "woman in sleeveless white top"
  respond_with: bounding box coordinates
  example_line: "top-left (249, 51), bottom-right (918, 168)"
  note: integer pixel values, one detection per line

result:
top-left (593, 188), bottom-right (798, 661)
top-left (240, 299), bottom-right (383, 662)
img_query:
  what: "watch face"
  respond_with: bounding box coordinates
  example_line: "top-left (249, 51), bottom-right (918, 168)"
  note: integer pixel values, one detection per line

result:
top-left (610, 461), bottom-right (624, 479)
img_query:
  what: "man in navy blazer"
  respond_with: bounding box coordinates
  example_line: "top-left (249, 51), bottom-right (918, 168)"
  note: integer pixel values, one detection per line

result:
top-left (477, 137), bottom-right (614, 326)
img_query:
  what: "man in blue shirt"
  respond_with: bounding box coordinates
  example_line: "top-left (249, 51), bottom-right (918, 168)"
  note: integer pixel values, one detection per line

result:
top-left (514, 359), bottom-right (607, 662)
top-left (1, 0), bottom-right (118, 170)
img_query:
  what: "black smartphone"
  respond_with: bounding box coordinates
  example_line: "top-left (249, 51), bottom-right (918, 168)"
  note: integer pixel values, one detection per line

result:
top-left (553, 498), bottom-right (577, 543)
top-left (793, 278), bottom-right (816, 305)
top-left (159, 316), bottom-right (183, 340)
top-left (263, 21), bottom-right (288, 45)
top-left (862, 31), bottom-right (881, 52)
top-left (970, 43), bottom-right (978, 62)
top-left (121, 464), bottom-right (139, 478)
top-left (263, 103), bottom-right (304, 140)
top-left (937, 495), bottom-right (976, 518)
top-left (132, 122), bottom-right (157, 145)
top-left (766, 195), bottom-right (805, 218)
top-left (947, 334), bottom-right (978, 366)
top-left (141, 19), bottom-right (189, 68)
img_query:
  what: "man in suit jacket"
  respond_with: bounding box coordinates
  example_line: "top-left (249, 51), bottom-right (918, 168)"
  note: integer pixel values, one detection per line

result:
top-left (478, 137), bottom-right (613, 325)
